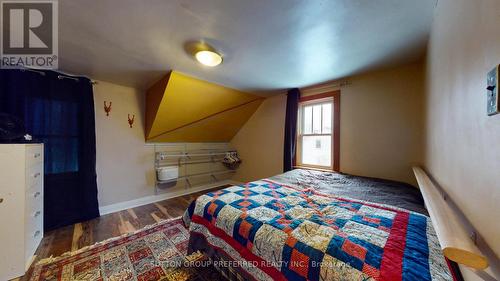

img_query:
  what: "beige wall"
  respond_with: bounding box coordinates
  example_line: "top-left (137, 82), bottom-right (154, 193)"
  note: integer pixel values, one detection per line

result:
top-left (341, 62), bottom-right (424, 185)
top-left (94, 81), bottom-right (235, 207)
top-left (232, 62), bottom-right (425, 186)
top-left (425, 0), bottom-right (500, 279)
top-left (231, 94), bottom-right (287, 182)
top-left (93, 61), bottom-right (425, 205)
top-left (94, 81), bottom-right (154, 206)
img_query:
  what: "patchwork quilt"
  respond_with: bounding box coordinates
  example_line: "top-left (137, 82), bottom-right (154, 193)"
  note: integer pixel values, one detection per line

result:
top-left (184, 179), bottom-right (455, 281)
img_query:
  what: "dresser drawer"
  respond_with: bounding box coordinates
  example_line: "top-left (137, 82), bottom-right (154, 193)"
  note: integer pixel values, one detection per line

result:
top-left (25, 195), bottom-right (43, 238)
top-left (26, 164), bottom-right (43, 190)
top-left (25, 213), bottom-right (43, 240)
top-left (25, 195), bottom-right (42, 222)
top-left (24, 216), bottom-right (43, 262)
top-left (25, 145), bottom-right (43, 167)
top-left (25, 185), bottom-right (42, 217)
top-left (0, 144), bottom-right (44, 280)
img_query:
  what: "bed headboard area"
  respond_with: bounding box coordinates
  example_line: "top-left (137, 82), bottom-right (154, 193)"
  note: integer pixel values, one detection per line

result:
top-left (413, 167), bottom-right (489, 270)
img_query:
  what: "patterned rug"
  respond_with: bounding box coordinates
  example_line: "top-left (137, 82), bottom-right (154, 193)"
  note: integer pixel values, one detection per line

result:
top-left (30, 217), bottom-right (224, 281)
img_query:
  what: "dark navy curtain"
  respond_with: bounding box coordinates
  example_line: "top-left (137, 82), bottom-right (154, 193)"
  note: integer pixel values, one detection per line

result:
top-left (283, 88), bottom-right (300, 172)
top-left (0, 69), bottom-right (99, 231)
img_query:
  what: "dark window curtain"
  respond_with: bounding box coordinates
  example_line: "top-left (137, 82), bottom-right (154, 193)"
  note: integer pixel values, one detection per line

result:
top-left (283, 88), bottom-right (300, 172)
top-left (0, 69), bottom-right (99, 231)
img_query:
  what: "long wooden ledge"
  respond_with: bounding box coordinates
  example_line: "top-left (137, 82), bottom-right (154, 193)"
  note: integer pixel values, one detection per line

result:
top-left (413, 166), bottom-right (489, 270)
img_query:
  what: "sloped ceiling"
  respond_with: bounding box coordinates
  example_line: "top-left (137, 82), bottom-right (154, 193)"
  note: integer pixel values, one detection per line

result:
top-left (146, 71), bottom-right (264, 142)
top-left (58, 0), bottom-right (437, 93)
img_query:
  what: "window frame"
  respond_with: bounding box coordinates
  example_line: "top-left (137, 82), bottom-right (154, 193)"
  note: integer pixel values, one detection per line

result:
top-left (294, 91), bottom-right (340, 171)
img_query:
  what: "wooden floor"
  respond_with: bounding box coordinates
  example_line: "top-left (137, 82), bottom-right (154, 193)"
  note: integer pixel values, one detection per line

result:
top-left (16, 186), bottom-right (227, 281)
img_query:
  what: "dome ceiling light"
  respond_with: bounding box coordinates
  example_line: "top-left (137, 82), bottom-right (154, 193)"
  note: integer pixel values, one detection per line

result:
top-left (195, 50), bottom-right (222, 67)
top-left (185, 41), bottom-right (223, 67)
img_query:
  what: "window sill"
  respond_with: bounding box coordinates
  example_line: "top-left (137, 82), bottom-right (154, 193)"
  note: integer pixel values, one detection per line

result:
top-left (293, 165), bottom-right (335, 173)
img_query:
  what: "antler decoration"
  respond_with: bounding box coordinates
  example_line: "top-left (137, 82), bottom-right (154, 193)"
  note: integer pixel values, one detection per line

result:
top-left (128, 114), bottom-right (135, 128)
top-left (104, 101), bottom-right (112, 116)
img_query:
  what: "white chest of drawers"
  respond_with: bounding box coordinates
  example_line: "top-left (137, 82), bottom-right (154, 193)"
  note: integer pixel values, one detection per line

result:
top-left (0, 144), bottom-right (44, 280)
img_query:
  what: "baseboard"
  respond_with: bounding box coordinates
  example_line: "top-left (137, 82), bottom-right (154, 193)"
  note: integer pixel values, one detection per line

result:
top-left (99, 180), bottom-right (242, 216)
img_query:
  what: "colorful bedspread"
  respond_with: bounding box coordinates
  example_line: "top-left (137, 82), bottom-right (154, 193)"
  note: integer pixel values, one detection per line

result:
top-left (184, 179), bottom-right (454, 281)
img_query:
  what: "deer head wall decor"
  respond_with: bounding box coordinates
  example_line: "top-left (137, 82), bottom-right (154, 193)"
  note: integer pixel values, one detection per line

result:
top-left (128, 114), bottom-right (135, 128)
top-left (104, 101), bottom-right (112, 116)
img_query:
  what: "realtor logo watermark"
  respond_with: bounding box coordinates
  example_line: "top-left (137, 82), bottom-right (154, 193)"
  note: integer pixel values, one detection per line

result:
top-left (1, 0), bottom-right (58, 69)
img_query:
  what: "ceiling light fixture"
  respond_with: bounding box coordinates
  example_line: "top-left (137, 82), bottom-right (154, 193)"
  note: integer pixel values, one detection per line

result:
top-left (195, 50), bottom-right (223, 67)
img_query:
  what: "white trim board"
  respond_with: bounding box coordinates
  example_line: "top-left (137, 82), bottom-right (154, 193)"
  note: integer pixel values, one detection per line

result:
top-left (99, 180), bottom-right (241, 215)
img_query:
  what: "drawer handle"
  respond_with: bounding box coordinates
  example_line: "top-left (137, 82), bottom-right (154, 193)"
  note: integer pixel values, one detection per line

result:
top-left (33, 172), bottom-right (41, 178)
top-left (34, 211), bottom-right (41, 217)
top-left (34, 153), bottom-right (41, 158)
top-left (34, 230), bottom-right (41, 237)
top-left (34, 191), bottom-right (41, 198)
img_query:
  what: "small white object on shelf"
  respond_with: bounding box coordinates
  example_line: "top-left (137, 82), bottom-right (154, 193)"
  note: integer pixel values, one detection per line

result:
top-left (156, 166), bottom-right (179, 182)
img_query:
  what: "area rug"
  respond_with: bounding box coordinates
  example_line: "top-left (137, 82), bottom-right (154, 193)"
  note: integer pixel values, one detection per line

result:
top-left (30, 217), bottom-right (224, 281)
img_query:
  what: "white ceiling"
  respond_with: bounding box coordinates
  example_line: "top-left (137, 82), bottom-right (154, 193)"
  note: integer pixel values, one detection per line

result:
top-left (59, 0), bottom-right (436, 94)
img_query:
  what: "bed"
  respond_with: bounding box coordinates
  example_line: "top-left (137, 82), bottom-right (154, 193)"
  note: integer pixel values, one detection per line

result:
top-left (183, 169), bottom-right (459, 280)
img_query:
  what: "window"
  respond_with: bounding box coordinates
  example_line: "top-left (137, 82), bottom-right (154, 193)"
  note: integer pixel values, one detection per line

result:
top-left (28, 97), bottom-right (80, 174)
top-left (296, 91), bottom-right (340, 171)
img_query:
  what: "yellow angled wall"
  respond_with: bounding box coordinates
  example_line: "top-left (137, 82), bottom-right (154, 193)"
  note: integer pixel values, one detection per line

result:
top-left (145, 73), bottom-right (170, 137)
top-left (147, 99), bottom-right (263, 142)
top-left (146, 71), bottom-right (264, 142)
